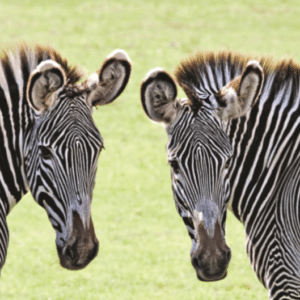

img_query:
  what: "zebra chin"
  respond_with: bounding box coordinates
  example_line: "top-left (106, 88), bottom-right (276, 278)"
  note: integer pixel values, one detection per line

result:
top-left (56, 211), bottom-right (99, 270)
top-left (196, 270), bottom-right (228, 282)
top-left (191, 250), bottom-right (230, 282)
top-left (57, 242), bottom-right (99, 271)
top-left (191, 251), bottom-right (230, 282)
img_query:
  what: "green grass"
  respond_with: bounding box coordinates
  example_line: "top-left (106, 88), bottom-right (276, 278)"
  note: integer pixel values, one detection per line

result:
top-left (1, 0), bottom-right (300, 298)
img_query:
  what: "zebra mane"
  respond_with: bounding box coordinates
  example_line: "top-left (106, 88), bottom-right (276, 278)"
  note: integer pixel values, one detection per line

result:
top-left (0, 43), bottom-right (84, 85)
top-left (174, 51), bottom-right (300, 103)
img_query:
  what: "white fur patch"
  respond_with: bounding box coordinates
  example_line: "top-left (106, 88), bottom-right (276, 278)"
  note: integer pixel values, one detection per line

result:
top-left (194, 201), bottom-right (219, 239)
top-left (35, 59), bottom-right (64, 73)
top-left (86, 72), bottom-right (99, 90)
top-left (246, 60), bottom-right (261, 69)
top-left (106, 49), bottom-right (131, 64)
top-left (143, 67), bottom-right (165, 81)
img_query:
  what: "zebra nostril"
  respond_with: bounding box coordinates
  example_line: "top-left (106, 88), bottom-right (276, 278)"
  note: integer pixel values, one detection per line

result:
top-left (91, 241), bottom-right (99, 259)
top-left (63, 245), bottom-right (74, 261)
top-left (191, 256), bottom-right (201, 270)
top-left (226, 248), bottom-right (231, 263)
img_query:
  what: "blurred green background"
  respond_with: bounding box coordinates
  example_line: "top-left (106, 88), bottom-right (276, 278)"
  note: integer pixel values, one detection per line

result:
top-left (1, 0), bottom-right (298, 299)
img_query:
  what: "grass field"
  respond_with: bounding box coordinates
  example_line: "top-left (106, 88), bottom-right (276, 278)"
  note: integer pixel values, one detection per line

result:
top-left (1, 0), bottom-right (300, 299)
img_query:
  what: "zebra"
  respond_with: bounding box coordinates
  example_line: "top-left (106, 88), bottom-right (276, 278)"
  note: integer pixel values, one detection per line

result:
top-left (0, 44), bottom-right (131, 273)
top-left (140, 51), bottom-right (300, 299)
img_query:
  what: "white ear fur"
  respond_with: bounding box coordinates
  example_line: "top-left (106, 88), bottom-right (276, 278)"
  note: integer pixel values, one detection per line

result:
top-left (87, 49), bottom-right (132, 107)
top-left (27, 60), bottom-right (66, 113)
top-left (239, 60), bottom-right (263, 106)
top-left (140, 68), bottom-right (178, 124)
top-left (216, 60), bottom-right (264, 120)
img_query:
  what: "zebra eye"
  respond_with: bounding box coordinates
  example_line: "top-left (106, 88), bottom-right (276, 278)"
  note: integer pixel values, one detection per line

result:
top-left (39, 146), bottom-right (52, 159)
top-left (224, 157), bottom-right (232, 169)
top-left (169, 160), bottom-right (180, 174)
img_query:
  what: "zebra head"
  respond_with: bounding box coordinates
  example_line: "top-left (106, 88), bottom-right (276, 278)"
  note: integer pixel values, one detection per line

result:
top-left (24, 50), bottom-right (131, 270)
top-left (141, 61), bottom-right (263, 281)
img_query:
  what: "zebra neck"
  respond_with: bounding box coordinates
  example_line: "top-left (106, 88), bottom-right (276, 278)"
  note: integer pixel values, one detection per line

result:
top-left (0, 50), bottom-right (36, 215)
top-left (0, 100), bottom-right (31, 215)
top-left (0, 44), bottom-right (83, 215)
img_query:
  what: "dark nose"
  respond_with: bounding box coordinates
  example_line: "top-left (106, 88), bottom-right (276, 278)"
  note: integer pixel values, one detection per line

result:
top-left (57, 211), bottom-right (99, 270)
top-left (191, 217), bottom-right (231, 281)
top-left (58, 239), bottom-right (99, 270)
top-left (62, 240), bottom-right (100, 263)
top-left (191, 247), bottom-right (231, 281)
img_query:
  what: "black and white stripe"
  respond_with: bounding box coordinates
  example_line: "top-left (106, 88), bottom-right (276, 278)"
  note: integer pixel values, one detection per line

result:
top-left (176, 54), bottom-right (300, 298)
top-left (23, 91), bottom-right (103, 247)
top-left (184, 54), bottom-right (300, 298)
top-left (142, 52), bottom-right (300, 298)
top-left (0, 44), bottom-right (131, 272)
top-left (0, 45), bottom-right (99, 270)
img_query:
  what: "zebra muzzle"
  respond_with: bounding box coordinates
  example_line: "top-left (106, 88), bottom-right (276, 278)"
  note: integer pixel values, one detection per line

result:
top-left (191, 219), bottom-right (231, 281)
top-left (57, 211), bottom-right (99, 270)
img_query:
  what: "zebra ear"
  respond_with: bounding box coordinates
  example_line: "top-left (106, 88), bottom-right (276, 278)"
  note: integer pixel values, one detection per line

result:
top-left (27, 60), bottom-right (66, 113)
top-left (86, 49), bottom-right (132, 107)
top-left (215, 60), bottom-right (264, 120)
top-left (140, 68), bottom-right (178, 124)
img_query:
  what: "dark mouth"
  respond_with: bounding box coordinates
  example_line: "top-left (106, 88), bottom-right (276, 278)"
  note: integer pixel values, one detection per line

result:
top-left (56, 240), bottom-right (99, 271)
top-left (60, 261), bottom-right (88, 271)
top-left (197, 270), bottom-right (227, 282)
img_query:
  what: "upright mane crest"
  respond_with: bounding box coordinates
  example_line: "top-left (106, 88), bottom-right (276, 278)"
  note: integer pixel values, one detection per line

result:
top-left (0, 43), bottom-right (84, 85)
top-left (174, 51), bottom-right (300, 104)
top-left (41, 45), bottom-right (84, 84)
